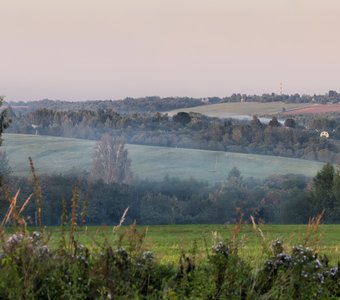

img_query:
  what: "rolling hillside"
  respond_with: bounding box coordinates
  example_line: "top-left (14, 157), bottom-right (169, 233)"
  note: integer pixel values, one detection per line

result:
top-left (167, 101), bottom-right (309, 118)
top-left (2, 134), bottom-right (324, 183)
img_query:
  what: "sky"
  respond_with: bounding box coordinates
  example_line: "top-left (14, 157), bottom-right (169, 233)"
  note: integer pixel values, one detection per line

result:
top-left (1, 0), bottom-right (339, 101)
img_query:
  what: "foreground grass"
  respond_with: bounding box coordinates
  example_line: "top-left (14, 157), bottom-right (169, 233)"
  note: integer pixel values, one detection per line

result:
top-left (1, 223), bottom-right (340, 299)
top-left (3, 133), bottom-right (324, 182)
top-left (36, 224), bottom-right (340, 266)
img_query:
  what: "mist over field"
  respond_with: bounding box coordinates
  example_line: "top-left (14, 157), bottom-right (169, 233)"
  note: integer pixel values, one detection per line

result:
top-left (2, 95), bottom-right (340, 227)
top-left (2, 133), bottom-right (325, 181)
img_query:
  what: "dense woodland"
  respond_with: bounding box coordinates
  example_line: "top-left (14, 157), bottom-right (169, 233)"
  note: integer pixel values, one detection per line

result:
top-left (1, 163), bottom-right (339, 226)
top-left (6, 107), bottom-right (340, 163)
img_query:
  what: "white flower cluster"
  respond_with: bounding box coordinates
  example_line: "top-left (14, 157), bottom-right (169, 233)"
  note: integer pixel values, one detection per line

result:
top-left (3, 232), bottom-right (49, 258)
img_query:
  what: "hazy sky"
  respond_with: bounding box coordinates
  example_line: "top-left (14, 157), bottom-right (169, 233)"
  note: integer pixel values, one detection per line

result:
top-left (1, 0), bottom-right (339, 101)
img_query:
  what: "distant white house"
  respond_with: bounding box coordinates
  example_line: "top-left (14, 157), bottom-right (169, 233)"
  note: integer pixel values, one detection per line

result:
top-left (31, 124), bottom-right (40, 135)
top-left (320, 131), bottom-right (329, 139)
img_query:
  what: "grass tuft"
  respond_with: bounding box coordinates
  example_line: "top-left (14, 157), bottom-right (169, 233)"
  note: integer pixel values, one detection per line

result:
top-left (29, 156), bottom-right (42, 226)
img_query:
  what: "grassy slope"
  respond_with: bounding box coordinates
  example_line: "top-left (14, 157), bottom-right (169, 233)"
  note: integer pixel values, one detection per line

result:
top-left (167, 101), bottom-right (309, 118)
top-left (2, 133), bottom-right (324, 182)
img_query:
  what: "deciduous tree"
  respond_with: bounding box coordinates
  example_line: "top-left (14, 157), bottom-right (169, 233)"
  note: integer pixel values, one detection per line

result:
top-left (91, 134), bottom-right (132, 185)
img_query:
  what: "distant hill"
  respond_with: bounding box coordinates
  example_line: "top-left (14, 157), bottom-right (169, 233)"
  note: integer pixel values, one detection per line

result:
top-left (167, 102), bottom-right (310, 118)
top-left (2, 134), bottom-right (324, 183)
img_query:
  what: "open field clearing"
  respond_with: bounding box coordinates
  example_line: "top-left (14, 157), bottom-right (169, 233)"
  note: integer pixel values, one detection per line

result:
top-left (2, 134), bottom-right (324, 182)
top-left (167, 102), bottom-right (309, 118)
top-left (31, 224), bottom-right (340, 265)
top-left (282, 103), bottom-right (340, 115)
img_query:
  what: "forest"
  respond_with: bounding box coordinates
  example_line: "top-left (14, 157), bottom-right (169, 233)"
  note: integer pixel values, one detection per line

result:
top-left (5, 106), bottom-right (340, 163)
top-left (0, 163), bottom-right (338, 226)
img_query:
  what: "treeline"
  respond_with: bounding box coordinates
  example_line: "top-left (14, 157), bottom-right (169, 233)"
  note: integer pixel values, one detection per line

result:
top-left (6, 97), bottom-right (208, 114)
top-left (2, 164), bottom-right (339, 226)
top-left (6, 90), bottom-right (340, 113)
top-left (293, 115), bottom-right (340, 136)
top-left (6, 108), bottom-right (340, 163)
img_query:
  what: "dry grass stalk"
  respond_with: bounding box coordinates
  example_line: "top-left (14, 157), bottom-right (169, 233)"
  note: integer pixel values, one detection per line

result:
top-left (231, 208), bottom-right (242, 243)
top-left (112, 207), bottom-right (129, 233)
top-left (59, 199), bottom-right (67, 250)
top-left (250, 215), bottom-right (271, 256)
top-left (303, 210), bottom-right (324, 248)
top-left (1, 190), bottom-right (19, 227)
top-left (12, 193), bottom-right (34, 230)
top-left (80, 197), bottom-right (89, 227)
top-left (0, 190), bottom-right (33, 237)
top-left (230, 208), bottom-right (243, 254)
top-left (250, 216), bottom-right (266, 242)
top-left (69, 185), bottom-right (79, 247)
top-left (29, 157), bottom-right (42, 226)
top-left (18, 193), bottom-right (33, 215)
top-left (122, 222), bottom-right (148, 256)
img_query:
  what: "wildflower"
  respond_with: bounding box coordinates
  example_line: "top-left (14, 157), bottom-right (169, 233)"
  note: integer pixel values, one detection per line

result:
top-left (4, 233), bottom-right (24, 253)
top-left (272, 239), bottom-right (284, 255)
top-left (213, 241), bottom-right (230, 257)
top-left (330, 267), bottom-right (338, 277)
top-left (317, 273), bottom-right (325, 284)
top-left (77, 243), bottom-right (85, 250)
top-left (32, 231), bottom-right (41, 241)
top-left (315, 259), bottom-right (322, 269)
top-left (142, 251), bottom-right (154, 261)
top-left (275, 253), bottom-right (292, 268)
top-left (301, 270), bottom-right (308, 278)
top-left (115, 247), bottom-right (128, 260)
top-left (37, 245), bottom-right (49, 258)
top-left (265, 260), bottom-right (274, 270)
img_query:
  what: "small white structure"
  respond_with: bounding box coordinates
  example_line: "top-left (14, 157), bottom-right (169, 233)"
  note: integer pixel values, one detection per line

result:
top-left (31, 124), bottom-right (40, 135)
top-left (320, 131), bottom-right (330, 139)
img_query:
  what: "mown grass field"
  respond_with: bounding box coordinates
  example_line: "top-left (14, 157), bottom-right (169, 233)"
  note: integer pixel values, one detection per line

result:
top-left (39, 224), bottom-right (340, 266)
top-left (2, 133), bottom-right (324, 183)
top-left (167, 101), bottom-right (310, 118)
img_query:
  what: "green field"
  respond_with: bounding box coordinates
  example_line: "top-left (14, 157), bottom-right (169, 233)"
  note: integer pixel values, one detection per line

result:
top-left (167, 101), bottom-right (309, 118)
top-left (2, 134), bottom-right (324, 182)
top-left (41, 224), bottom-right (340, 265)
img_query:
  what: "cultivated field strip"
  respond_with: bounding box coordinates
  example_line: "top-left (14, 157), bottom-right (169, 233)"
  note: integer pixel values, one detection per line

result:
top-left (167, 101), bottom-right (310, 118)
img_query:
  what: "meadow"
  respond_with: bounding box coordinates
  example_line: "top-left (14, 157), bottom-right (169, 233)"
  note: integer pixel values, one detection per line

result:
top-left (167, 101), bottom-right (309, 118)
top-left (2, 133), bottom-right (324, 183)
top-left (2, 221), bottom-right (339, 298)
top-left (44, 224), bottom-right (340, 266)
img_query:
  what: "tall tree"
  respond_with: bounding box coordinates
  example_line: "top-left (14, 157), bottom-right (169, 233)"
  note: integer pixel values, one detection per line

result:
top-left (0, 151), bottom-right (11, 186)
top-left (312, 163), bottom-right (337, 221)
top-left (91, 134), bottom-right (132, 185)
top-left (0, 96), bottom-right (11, 186)
top-left (0, 96), bottom-right (10, 144)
